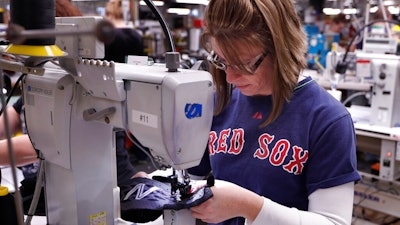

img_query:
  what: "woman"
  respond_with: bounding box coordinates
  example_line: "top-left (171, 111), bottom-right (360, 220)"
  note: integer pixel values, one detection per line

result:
top-left (189, 0), bottom-right (360, 224)
top-left (103, 0), bottom-right (145, 63)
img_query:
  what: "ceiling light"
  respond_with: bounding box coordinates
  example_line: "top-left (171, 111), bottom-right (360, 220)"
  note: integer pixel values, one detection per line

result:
top-left (167, 8), bottom-right (191, 15)
top-left (369, 6), bottom-right (399, 14)
top-left (139, 0), bottom-right (164, 6)
top-left (175, 0), bottom-right (209, 5)
top-left (323, 8), bottom-right (341, 15)
top-left (370, 6), bottom-right (378, 13)
top-left (388, 6), bottom-right (399, 14)
top-left (343, 8), bottom-right (358, 15)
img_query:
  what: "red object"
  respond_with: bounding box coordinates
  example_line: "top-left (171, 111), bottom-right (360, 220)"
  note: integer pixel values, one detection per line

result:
top-left (193, 19), bottom-right (203, 28)
top-left (356, 59), bottom-right (370, 64)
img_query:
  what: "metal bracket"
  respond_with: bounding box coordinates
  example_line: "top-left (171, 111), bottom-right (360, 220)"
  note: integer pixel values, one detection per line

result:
top-left (0, 58), bottom-right (45, 75)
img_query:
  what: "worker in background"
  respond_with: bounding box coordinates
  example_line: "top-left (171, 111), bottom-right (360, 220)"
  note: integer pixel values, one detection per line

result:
top-left (0, 0), bottom-right (148, 167)
top-left (103, 0), bottom-right (149, 163)
top-left (1, 5), bottom-right (9, 24)
top-left (0, 97), bottom-right (37, 167)
top-left (326, 13), bottom-right (356, 52)
top-left (0, 0), bottom-right (147, 176)
top-left (327, 13), bottom-right (349, 35)
top-left (0, 0), bottom-right (85, 180)
top-left (103, 0), bottom-right (145, 63)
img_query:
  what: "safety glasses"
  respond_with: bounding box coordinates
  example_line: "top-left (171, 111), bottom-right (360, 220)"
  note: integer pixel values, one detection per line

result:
top-left (207, 50), bottom-right (267, 74)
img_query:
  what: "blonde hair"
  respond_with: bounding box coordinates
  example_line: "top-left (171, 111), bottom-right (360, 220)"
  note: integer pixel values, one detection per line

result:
top-left (106, 0), bottom-right (123, 21)
top-left (201, 0), bottom-right (307, 126)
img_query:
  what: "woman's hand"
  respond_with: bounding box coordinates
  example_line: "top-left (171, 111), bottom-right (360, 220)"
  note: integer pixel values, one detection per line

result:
top-left (131, 171), bottom-right (149, 178)
top-left (190, 180), bottom-right (263, 224)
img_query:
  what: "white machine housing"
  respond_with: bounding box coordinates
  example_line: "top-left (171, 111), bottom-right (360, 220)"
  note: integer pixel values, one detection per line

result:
top-left (362, 37), bottom-right (398, 54)
top-left (55, 16), bottom-right (105, 59)
top-left (0, 15), bottom-right (216, 225)
top-left (23, 59), bottom-right (214, 225)
top-left (356, 52), bottom-right (400, 127)
top-left (325, 51), bottom-right (400, 127)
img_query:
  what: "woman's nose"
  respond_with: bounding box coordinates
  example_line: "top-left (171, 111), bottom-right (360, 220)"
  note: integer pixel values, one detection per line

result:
top-left (225, 67), bottom-right (241, 83)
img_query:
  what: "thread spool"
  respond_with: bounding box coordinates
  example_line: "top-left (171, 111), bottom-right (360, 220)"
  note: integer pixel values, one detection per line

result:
top-left (10, 0), bottom-right (55, 45)
top-left (0, 186), bottom-right (18, 225)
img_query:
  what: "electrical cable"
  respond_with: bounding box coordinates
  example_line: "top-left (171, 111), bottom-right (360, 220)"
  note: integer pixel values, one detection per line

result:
top-left (24, 154), bottom-right (44, 225)
top-left (142, 0), bottom-right (175, 53)
top-left (124, 0), bottom-right (181, 171)
top-left (341, 91), bottom-right (368, 106)
top-left (124, 130), bottom-right (162, 171)
top-left (350, 17), bottom-right (364, 46)
top-left (335, 19), bottom-right (400, 75)
top-left (0, 71), bottom-right (26, 116)
top-left (0, 55), bottom-right (51, 224)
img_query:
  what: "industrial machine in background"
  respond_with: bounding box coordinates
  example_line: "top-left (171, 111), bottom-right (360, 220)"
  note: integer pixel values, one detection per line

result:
top-left (325, 51), bottom-right (400, 127)
top-left (304, 24), bottom-right (340, 70)
top-left (324, 49), bottom-right (400, 180)
top-left (321, 17), bottom-right (400, 222)
top-left (323, 49), bottom-right (400, 224)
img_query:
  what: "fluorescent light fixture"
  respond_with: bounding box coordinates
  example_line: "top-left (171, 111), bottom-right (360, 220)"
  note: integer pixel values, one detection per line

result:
top-left (383, 1), bottom-right (396, 6)
top-left (388, 6), bottom-right (399, 14)
top-left (167, 8), bottom-right (191, 15)
top-left (323, 8), bottom-right (357, 15)
top-left (342, 8), bottom-right (358, 15)
top-left (370, 6), bottom-right (378, 13)
top-left (176, 0), bottom-right (209, 5)
top-left (323, 8), bottom-right (341, 15)
top-left (139, 0), bottom-right (164, 6)
top-left (369, 6), bottom-right (399, 15)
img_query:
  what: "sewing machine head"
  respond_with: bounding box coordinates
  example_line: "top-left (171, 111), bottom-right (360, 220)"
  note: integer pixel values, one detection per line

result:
top-left (53, 16), bottom-right (215, 171)
top-left (2, 13), bottom-right (214, 225)
top-left (324, 51), bottom-right (400, 128)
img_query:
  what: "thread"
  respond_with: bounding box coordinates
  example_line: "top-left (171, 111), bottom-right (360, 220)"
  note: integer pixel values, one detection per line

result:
top-left (0, 186), bottom-right (18, 225)
top-left (10, 0), bottom-right (55, 45)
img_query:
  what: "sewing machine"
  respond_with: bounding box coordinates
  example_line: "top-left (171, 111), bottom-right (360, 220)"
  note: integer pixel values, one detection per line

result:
top-left (324, 51), bottom-right (400, 128)
top-left (323, 50), bottom-right (400, 181)
top-left (3, 16), bottom-right (214, 225)
top-left (321, 48), bottom-right (400, 222)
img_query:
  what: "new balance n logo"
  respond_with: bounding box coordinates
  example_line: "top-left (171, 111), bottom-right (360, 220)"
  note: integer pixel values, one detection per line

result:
top-left (123, 183), bottom-right (161, 200)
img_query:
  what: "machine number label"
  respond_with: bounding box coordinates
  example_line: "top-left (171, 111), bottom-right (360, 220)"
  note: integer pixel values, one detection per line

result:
top-left (131, 110), bottom-right (158, 128)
